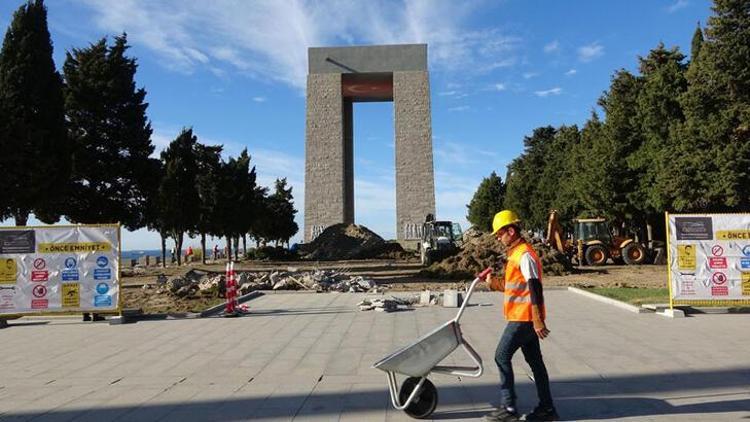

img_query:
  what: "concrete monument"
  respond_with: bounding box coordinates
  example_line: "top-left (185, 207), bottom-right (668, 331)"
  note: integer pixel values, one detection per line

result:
top-left (304, 44), bottom-right (435, 242)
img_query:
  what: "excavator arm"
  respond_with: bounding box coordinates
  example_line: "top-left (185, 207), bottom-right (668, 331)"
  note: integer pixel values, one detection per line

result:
top-left (546, 209), bottom-right (567, 254)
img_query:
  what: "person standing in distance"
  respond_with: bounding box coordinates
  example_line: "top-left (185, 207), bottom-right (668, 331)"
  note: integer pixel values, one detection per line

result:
top-left (484, 210), bottom-right (558, 422)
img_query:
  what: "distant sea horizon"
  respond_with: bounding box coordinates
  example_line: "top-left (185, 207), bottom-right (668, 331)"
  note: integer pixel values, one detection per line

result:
top-left (121, 249), bottom-right (168, 261)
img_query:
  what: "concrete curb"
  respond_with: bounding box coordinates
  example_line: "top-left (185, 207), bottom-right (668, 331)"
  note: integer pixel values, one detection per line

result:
top-left (567, 287), bottom-right (648, 314)
top-left (200, 291), bottom-right (264, 317)
top-left (656, 308), bottom-right (686, 318)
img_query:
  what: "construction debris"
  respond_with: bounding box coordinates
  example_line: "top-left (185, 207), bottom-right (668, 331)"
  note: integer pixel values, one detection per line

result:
top-left (156, 267), bottom-right (388, 300)
top-left (420, 229), bottom-right (574, 279)
top-left (356, 296), bottom-right (418, 312)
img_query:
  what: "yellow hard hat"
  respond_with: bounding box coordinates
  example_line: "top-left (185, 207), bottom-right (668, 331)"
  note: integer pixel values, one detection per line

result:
top-left (492, 210), bottom-right (521, 234)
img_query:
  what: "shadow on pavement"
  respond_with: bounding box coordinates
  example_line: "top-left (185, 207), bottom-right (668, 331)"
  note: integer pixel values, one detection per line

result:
top-left (2, 367), bottom-right (749, 420)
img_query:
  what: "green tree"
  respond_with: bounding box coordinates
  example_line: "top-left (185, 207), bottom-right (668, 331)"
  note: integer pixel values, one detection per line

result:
top-left (214, 150), bottom-right (257, 260)
top-left (570, 112), bottom-right (611, 218)
top-left (267, 178), bottom-right (299, 246)
top-left (466, 171), bottom-right (505, 232)
top-left (504, 126), bottom-right (556, 230)
top-left (249, 185), bottom-right (270, 248)
top-left (63, 34), bottom-right (155, 229)
top-left (667, 0), bottom-right (750, 211)
top-left (159, 128), bottom-right (201, 265)
top-left (597, 69), bottom-right (643, 232)
top-left (0, 0), bottom-right (68, 225)
top-left (691, 23), bottom-right (704, 61)
top-left (536, 125), bottom-right (581, 225)
top-left (194, 143), bottom-right (223, 264)
top-left (629, 44), bottom-right (687, 241)
top-left (141, 158), bottom-right (167, 266)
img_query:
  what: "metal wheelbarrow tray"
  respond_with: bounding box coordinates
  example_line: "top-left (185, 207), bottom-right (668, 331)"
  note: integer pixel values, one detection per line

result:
top-left (372, 268), bottom-right (491, 419)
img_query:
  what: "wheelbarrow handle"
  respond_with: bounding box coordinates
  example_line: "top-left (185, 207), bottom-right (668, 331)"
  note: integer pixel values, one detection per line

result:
top-left (454, 267), bottom-right (492, 322)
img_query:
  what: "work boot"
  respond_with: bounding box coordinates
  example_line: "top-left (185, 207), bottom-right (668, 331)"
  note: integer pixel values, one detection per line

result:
top-left (483, 407), bottom-right (519, 421)
top-left (523, 405), bottom-right (559, 421)
top-left (82, 313), bottom-right (91, 321)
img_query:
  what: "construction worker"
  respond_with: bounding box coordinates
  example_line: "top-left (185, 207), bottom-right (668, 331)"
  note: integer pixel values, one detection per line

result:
top-left (484, 210), bottom-right (558, 422)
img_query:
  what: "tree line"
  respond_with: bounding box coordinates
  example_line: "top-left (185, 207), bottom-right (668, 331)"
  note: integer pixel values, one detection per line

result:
top-left (468, 0), bottom-right (750, 243)
top-left (0, 1), bottom-right (298, 264)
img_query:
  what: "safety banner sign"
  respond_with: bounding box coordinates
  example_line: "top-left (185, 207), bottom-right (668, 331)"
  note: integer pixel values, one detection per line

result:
top-left (666, 213), bottom-right (750, 306)
top-left (0, 225), bottom-right (120, 315)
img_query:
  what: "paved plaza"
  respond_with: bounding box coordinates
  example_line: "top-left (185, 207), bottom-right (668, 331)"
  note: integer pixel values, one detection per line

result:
top-left (1, 289), bottom-right (749, 421)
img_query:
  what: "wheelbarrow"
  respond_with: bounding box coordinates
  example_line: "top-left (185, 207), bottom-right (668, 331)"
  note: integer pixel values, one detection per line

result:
top-left (372, 268), bottom-right (492, 419)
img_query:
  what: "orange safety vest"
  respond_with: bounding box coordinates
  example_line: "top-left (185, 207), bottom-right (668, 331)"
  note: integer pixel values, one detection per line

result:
top-left (504, 241), bottom-right (545, 321)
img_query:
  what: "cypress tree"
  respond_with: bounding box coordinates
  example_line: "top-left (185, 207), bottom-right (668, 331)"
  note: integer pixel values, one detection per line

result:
top-left (268, 178), bottom-right (298, 246)
top-left (63, 34), bottom-right (155, 229)
top-left (668, 0), bottom-right (750, 211)
top-left (690, 23), bottom-right (704, 61)
top-left (158, 128), bottom-right (201, 265)
top-left (503, 126), bottom-right (556, 230)
top-left (194, 143), bottom-right (223, 263)
top-left (0, 0), bottom-right (68, 225)
top-left (629, 44), bottom-right (687, 238)
top-left (597, 69), bottom-right (643, 232)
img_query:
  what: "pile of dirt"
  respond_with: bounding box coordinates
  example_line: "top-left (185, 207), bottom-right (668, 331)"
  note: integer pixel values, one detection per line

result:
top-left (420, 230), bottom-right (573, 279)
top-left (301, 224), bottom-right (409, 260)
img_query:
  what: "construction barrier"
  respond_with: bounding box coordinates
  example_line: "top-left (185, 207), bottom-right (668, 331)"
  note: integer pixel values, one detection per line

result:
top-left (0, 224), bottom-right (121, 315)
top-left (666, 212), bottom-right (750, 307)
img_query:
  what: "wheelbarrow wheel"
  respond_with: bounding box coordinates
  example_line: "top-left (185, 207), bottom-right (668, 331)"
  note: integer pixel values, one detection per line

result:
top-left (399, 377), bottom-right (438, 419)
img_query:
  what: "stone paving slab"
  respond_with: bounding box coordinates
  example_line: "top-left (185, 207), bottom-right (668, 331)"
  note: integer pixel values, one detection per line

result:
top-left (1, 290), bottom-right (749, 421)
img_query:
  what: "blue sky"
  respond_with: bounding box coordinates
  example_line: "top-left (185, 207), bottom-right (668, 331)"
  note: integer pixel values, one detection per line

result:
top-left (0, 0), bottom-right (712, 250)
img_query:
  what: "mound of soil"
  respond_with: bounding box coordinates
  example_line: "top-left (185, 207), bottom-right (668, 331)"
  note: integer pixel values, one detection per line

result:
top-left (301, 224), bottom-right (408, 260)
top-left (420, 230), bottom-right (573, 279)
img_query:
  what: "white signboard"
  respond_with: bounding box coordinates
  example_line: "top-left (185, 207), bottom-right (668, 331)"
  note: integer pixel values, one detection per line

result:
top-left (0, 225), bottom-right (120, 314)
top-left (667, 213), bottom-right (750, 306)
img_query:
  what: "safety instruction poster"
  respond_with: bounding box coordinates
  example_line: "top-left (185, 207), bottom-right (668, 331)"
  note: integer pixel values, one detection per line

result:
top-left (667, 213), bottom-right (750, 305)
top-left (0, 225), bottom-right (120, 314)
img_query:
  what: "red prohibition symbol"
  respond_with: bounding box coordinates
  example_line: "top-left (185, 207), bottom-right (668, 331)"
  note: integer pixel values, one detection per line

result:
top-left (712, 272), bottom-right (727, 285)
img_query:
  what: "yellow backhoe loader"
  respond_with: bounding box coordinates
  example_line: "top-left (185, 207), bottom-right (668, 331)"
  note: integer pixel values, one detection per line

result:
top-left (546, 210), bottom-right (647, 266)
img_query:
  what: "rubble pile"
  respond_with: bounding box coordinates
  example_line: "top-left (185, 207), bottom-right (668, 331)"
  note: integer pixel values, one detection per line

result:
top-left (300, 224), bottom-right (411, 260)
top-left (150, 267), bottom-right (388, 299)
top-left (420, 230), bottom-right (573, 279)
top-left (357, 296), bottom-right (418, 312)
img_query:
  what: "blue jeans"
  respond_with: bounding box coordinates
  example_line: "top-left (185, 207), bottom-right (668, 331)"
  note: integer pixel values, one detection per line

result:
top-left (495, 321), bottom-right (553, 409)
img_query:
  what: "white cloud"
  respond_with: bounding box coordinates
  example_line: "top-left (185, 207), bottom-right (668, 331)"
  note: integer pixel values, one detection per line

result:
top-left (448, 105), bottom-right (470, 112)
top-left (578, 42), bottom-right (604, 62)
top-left (666, 0), bottom-right (689, 13)
top-left (534, 87), bottom-right (562, 97)
top-left (492, 83), bottom-right (507, 91)
top-left (565, 68), bottom-right (577, 76)
top-left (522, 72), bottom-right (539, 79)
top-left (438, 90), bottom-right (468, 98)
top-left (543, 40), bottom-right (559, 53)
top-left (77, 0), bottom-right (522, 90)
top-left (252, 96), bottom-right (266, 103)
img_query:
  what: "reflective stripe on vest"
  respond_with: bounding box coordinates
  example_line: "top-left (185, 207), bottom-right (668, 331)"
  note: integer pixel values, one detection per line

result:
top-left (503, 241), bottom-right (545, 321)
